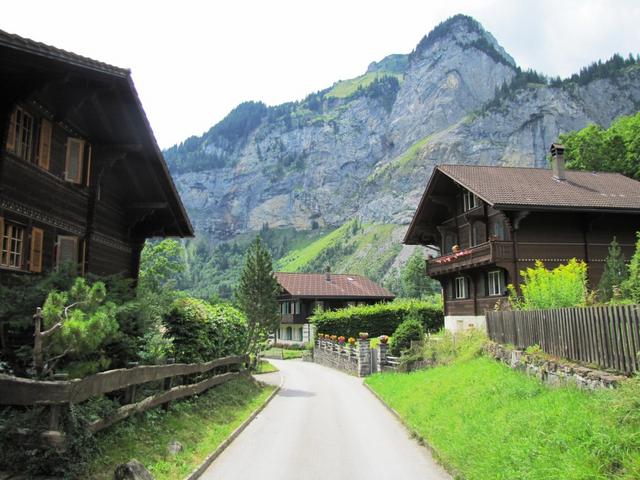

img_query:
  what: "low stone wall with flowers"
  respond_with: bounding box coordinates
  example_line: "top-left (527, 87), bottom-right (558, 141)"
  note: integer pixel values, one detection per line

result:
top-left (314, 338), bottom-right (359, 375)
top-left (484, 341), bottom-right (627, 390)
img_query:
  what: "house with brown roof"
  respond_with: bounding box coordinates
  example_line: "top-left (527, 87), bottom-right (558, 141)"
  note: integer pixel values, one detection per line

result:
top-left (0, 29), bottom-right (192, 280)
top-left (404, 144), bottom-right (640, 332)
top-left (274, 269), bottom-right (395, 344)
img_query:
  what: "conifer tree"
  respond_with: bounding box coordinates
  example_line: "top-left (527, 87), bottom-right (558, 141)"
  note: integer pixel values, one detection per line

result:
top-left (622, 232), bottom-right (640, 303)
top-left (597, 237), bottom-right (628, 302)
top-left (235, 236), bottom-right (280, 357)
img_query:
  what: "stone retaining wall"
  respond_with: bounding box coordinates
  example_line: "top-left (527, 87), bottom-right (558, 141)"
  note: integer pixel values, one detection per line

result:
top-left (314, 340), bottom-right (359, 375)
top-left (484, 341), bottom-right (626, 390)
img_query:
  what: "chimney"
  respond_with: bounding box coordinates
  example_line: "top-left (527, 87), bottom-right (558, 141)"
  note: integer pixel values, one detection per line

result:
top-left (550, 143), bottom-right (566, 181)
top-left (325, 265), bottom-right (331, 282)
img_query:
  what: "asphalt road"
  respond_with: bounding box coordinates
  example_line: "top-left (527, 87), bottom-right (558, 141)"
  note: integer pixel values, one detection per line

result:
top-left (200, 359), bottom-right (451, 480)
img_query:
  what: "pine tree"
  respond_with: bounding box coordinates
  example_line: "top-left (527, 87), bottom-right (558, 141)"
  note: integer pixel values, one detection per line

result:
top-left (622, 232), bottom-right (640, 303)
top-left (235, 236), bottom-right (281, 357)
top-left (401, 249), bottom-right (438, 298)
top-left (597, 237), bottom-right (628, 302)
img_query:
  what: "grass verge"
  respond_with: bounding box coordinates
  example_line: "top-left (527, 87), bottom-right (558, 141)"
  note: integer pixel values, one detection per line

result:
top-left (85, 376), bottom-right (275, 480)
top-left (254, 360), bottom-right (279, 374)
top-left (366, 356), bottom-right (640, 480)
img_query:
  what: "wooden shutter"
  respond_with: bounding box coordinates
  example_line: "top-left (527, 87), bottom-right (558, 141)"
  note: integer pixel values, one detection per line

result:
top-left (85, 144), bottom-right (92, 186)
top-left (65, 138), bottom-right (84, 184)
top-left (29, 227), bottom-right (44, 273)
top-left (5, 110), bottom-right (16, 152)
top-left (0, 217), bottom-right (4, 266)
top-left (57, 235), bottom-right (78, 267)
top-left (37, 119), bottom-right (52, 170)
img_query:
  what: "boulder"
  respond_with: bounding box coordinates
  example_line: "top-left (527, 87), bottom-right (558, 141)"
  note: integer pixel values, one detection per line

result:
top-left (114, 459), bottom-right (154, 480)
top-left (167, 440), bottom-right (183, 455)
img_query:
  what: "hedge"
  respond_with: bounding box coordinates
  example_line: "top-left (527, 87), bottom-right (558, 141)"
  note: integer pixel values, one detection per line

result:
top-left (310, 299), bottom-right (443, 338)
top-left (165, 297), bottom-right (248, 363)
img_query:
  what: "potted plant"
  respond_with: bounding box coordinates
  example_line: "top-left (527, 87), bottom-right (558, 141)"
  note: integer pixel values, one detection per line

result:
top-left (359, 332), bottom-right (369, 340)
top-left (338, 336), bottom-right (346, 344)
top-left (348, 337), bottom-right (356, 346)
top-left (452, 244), bottom-right (460, 253)
top-left (330, 335), bottom-right (337, 342)
top-left (379, 335), bottom-right (389, 345)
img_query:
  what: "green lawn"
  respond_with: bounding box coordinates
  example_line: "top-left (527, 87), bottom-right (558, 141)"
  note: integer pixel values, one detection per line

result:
top-left (85, 376), bottom-right (275, 479)
top-left (366, 357), bottom-right (640, 480)
top-left (261, 347), bottom-right (305, 360)
top-left (326, 72), bottom-right (403, 98)
top-left (254, 359), bottom-right (279, 374)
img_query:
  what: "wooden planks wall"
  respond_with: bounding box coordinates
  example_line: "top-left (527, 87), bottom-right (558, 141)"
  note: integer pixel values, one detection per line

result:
top-left (486, 306), bottom-right (640, 374)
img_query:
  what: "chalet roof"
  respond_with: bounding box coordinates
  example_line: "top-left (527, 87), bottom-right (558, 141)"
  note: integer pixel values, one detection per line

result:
top-left (0, 30), bottom-right (129, 77)
top-left (0, 29), bottom-right (193, 238)
top-left (275, 272), bottom-right (395, 299)
top-left (438, 165), bottom-right (640, 211)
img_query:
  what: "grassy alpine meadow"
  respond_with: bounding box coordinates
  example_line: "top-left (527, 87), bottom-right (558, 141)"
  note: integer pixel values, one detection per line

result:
top-left (366, 356), bottom-right (640, 480)
top-left (85, 376), bottom-right (275, 479)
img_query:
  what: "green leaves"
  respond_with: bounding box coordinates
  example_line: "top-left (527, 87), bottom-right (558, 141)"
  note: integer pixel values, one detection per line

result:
top-left (598, 237), bottom-right (628, 302)
top-left (622, 232), bottom-right (640, 303)
top-left (508, 259), bottom-right (588, 310)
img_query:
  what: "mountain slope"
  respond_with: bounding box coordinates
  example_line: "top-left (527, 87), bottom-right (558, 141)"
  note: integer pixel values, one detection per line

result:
top-left (164, 14), bottom-right (640, 297)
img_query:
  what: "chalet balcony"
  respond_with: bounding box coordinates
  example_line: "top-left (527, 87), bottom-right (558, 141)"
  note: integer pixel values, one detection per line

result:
top-left (426, 240), bottom-right (514, 276)
top-left (280, 313), bottom-right (306, 324)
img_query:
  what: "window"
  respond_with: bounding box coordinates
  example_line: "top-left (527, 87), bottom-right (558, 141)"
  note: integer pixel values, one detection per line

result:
top-left (56, 235), bottom-right (78, 267)
top-left (65, 138), bottom-right (85, 184)
top-left (444, 233), bottom-right (456, 253)
top-left (0, 219), bottom-right (25, 269)
top-left (471, 223), bottom-right (484, 247)
top-left (296, 328), bottom-right (303, 341)
top-left (285, 327), bottom-right (292, 341)
top-left (492, 220), bottom-right (506, 240)
top-left (488, 270), bottom-right (505, 296)
top-left (455, 277), bottom-right (468, 299)
top-left (6, 107), bottom-right (35, 161)
top-left (463, 190), bottom-right (478, 211)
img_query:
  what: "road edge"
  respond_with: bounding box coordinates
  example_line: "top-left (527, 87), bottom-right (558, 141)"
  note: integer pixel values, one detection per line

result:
top-left (362, 381), bottom-right (458, 479)
top-left (184, 374), bottom-right (283, 480)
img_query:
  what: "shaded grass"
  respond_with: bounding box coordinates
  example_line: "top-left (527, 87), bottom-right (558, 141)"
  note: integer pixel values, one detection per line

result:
top-left (85, 376), bottom-right (275, 480)
top-left (366, 357), bottom-right (640, 480)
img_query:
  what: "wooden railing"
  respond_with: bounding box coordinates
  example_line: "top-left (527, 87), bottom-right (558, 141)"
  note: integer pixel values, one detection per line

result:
top-left (486, 306), bottom-right (640, 374)
top-left (427, 240), bottom-right (514, 276)
top-left (0, 354), bottom-right (249, 445)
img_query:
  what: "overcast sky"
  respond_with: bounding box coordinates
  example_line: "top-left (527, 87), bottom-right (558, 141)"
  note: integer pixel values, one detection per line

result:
top-left (2, 0), bottom-right (639, 148)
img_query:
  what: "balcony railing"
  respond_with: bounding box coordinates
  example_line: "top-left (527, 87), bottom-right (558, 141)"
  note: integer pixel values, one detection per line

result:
top-left (426, 240), bottom-right (514, 276)
top-left (280, 313), bottom-right (306, 324)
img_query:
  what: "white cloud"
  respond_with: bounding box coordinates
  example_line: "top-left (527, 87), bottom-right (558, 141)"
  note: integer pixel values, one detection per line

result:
top-left (1, 0), bottom-right (639, 148)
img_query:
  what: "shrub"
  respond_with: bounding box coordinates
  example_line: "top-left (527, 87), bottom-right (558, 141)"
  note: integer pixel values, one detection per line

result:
top-left (165, 298), bottom-right (248, 363)
top-left (622, 232), bottom-right (640, 303)
top-left (310, 299), bottom-right (443, 338)
top-left (508, 259), bottom-right (588, 310)
top-left (390, 318), bottom-right (424, 356)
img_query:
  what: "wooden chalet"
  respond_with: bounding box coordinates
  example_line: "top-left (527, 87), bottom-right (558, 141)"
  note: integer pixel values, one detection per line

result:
top-left (0, 30), bottom-right (193, 281)
top-left (404, 144), bottom-right (640, 332)
top-left (274, 270), bottom-right (395, 344)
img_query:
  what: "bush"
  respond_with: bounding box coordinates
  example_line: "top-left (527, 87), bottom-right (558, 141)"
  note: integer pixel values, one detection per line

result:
top-left (508, 259), bottom-right (588, 310)
top-left (165, 298), bottom-right (248, 363)
top-left (310, 299), bottom-right (443, 338)
top-left (390, 318), bottom-right (424, 356)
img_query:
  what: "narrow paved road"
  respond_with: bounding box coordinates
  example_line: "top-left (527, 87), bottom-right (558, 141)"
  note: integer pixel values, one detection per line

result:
top-left (200, 359), bottom-right (451, 480)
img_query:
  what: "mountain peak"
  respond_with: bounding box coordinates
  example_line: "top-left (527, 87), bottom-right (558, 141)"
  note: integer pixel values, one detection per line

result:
top-left (412, 14), bottom-right (516, 67)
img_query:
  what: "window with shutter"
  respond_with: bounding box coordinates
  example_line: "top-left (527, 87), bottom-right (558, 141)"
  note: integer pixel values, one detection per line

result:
top-left (1, 220), bottom-right (25, 269)
top-left (65, 138), bottom-right (84, 184)
top-left (29, 227), bottom-right (44, 273)
top-left (37, 119), bottom-right (52, 171)
top-left (57, 235), bottom-right (78, 267)
top-left (8, 107), bottom-right (34, 161)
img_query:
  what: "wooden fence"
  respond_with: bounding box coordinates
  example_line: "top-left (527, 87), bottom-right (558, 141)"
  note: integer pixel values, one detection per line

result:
top-left (486, 305), bottom-right (640, 374)
top-left (0, 354), bottom-right (248, 446)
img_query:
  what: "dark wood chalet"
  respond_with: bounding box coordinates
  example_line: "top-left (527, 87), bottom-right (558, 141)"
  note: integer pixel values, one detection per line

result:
top-left (0, 30), bottom-right (193, 281)
top-left (274, 271), bottom-right (395, 344)
top-left (404, 144), bottom-right (640, 332)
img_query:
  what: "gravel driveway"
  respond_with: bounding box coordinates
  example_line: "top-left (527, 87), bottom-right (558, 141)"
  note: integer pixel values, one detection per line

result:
top-left (200, 359), bottom-right (451, 480)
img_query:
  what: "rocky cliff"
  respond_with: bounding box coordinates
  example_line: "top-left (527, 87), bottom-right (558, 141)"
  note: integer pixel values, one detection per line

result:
top-left (165, 14), bottom-right (640, 243)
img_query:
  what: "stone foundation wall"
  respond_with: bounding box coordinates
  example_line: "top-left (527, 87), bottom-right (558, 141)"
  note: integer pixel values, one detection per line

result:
top-left (484, 341), bottom-right (626, 390)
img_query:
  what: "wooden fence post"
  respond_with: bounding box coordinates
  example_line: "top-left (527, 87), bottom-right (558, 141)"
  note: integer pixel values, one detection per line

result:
top-left (162, 358), bottom-right (175, 411)
top-left (123, 362), bottom-right (139, 404)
